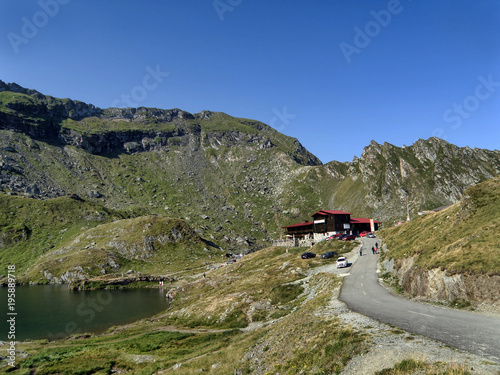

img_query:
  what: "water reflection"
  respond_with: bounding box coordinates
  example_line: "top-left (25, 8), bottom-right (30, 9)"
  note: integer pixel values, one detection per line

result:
top-left (0, 285), bottom-right (168, 341)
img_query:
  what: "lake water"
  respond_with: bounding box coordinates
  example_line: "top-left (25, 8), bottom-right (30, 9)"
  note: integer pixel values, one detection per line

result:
top-left (0, 285), bottom-right (169, 341)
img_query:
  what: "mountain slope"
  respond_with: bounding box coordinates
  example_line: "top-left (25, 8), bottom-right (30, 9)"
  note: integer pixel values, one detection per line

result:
top-left (0, 80), bottom-right (324, 251)
top-left (23, 215), bottom-right (223, 284)
top-left (382, 176), bottom-right (500, 274)
top-left (0, 193), bottom-right (127, 277)
top-left (332, 138), bottom-right (500, 221)
top-left (0, 80), bottom-right (499, 256)
top-left (380, 176), bottom-right (500, 310)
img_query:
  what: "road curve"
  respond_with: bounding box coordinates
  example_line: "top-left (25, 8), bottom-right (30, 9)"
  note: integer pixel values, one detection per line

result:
top-left (340, 238), bottom-right (500, 362)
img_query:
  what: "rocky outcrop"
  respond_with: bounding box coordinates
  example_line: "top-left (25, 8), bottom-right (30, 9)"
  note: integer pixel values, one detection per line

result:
top-left (0, 80), bottom-right (101, 120)
top-left (1, 81), bottom-right (499, 254)
top-left (69, 274), bottom-right (176, 290)
top-left (344, 137), bottom-right (500, 221)
top-left (381, 255), bottom-right (500, 313)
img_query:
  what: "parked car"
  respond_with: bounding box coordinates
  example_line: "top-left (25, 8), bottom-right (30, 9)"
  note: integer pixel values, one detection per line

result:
top-left (320, 251), bottom-right (338, 259)
top-left (367, 233), bottom-right (376, 238)
top-left (359, 231), bottom-right (368, 237)
top-left (301, 252), bottom-right (316, 259)
top-left (336, 256), bottom-right (348, 268)
top-left (341, 234), bottom-right (356, 241)
top-left (337, 234), bottom-right (348, 240)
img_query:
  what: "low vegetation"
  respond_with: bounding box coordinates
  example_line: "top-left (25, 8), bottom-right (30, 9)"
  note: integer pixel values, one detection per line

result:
top-left (22, 215), bottom-right (223, 284)
top-left (0, 194), bottom-right (127, 277)
top-left (380, 176), bottom-right (500, 275)
top-left (4, 245), bottom-right (368, 374)
top-left (375, 358), bottom-right (472, 374)
top-left (309, 238), bottom-right (357, 256)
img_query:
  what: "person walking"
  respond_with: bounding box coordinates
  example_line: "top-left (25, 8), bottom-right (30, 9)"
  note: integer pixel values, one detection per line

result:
top-left (359, 245), bottom-right (363, 256)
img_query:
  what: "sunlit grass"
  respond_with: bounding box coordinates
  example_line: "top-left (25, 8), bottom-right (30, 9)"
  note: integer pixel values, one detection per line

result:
top-left (381, 177), bottom-right (500, 275)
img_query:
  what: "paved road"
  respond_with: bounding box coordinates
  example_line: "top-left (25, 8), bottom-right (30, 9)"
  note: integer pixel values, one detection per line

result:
top-left (340, 238), bottom-right (500, 362)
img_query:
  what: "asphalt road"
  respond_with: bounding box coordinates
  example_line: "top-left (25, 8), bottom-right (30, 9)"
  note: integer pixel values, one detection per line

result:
top-left (340, 237), bottom-right (500, 362)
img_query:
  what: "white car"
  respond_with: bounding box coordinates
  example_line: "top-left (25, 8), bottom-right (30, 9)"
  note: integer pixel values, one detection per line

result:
top-left (336, 257), bottom-right (348, 268)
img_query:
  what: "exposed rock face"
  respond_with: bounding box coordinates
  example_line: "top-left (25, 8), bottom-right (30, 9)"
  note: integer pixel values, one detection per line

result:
top-left (381, 256), bottom-right (500, 313)
top-left (342, 138), bottom-right (500, 221)
top-left (1, 80), bottom-right (499, 251)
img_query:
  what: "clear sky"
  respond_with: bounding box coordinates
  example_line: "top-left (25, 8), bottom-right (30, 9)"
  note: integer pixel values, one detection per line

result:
top-left (1, 0), bottom-right (499, 163)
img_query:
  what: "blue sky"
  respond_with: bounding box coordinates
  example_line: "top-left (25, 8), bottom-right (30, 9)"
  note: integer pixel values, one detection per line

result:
top-left (1, 0), bottom-right (499, 163)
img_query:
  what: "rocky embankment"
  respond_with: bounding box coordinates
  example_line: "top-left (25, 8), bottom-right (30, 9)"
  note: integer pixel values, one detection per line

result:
top-left (68, 274), bottom-right (176, 290)
top-left (381, 251), bottom-right (500, 315)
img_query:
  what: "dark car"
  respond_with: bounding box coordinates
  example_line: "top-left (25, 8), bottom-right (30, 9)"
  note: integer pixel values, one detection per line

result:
top-left (341, 234), bottom-right (356, 241)
top-left (337, 234), bottom-right (348, 240)
top-left (320, 251), bottom-right (338, 259)
top-left (301, 252), bottom-right (316, 259)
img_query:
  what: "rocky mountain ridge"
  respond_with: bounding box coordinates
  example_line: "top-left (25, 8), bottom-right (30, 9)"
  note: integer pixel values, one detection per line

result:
top-left (332, 137), bottom-right (500, 219)
top-left (0, 80), bottom-right (499, 254)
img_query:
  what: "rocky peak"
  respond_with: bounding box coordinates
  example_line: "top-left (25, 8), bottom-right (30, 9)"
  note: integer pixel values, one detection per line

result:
top-left (102, 107), bottom-right (195, 122)
top-left (359, 140), bottom-right (382, 160)
top-left (0, 80), bottom-right (41, 95)
top-left (0, 80), bottom-right (101, 120)
top-left (195, 110), bottom-right (214, 120)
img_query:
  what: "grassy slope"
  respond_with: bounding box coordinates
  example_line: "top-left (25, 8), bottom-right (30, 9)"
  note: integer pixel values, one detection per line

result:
top-left (23, 215), bottom-right (224, 283)
top-left (0, 192), bottom-right (225, 284)
top-left (380, 176), bottom-right (500, 275)
top-left (6, 245), bottom-right (366, 374)
top-left (0, 194), bottom-right (127, 276)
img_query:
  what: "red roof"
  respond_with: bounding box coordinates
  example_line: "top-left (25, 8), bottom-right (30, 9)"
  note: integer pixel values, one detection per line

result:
top-left (282, 222), bottom-right (314, 229)
top-left (350, 217), bottom-right (382, 224)
top-left (312, 210), bottom-right (351, 216)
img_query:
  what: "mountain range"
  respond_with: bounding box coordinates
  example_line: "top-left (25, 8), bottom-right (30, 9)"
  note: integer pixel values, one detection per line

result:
top-left (1, 80), bottom-right (499, 281)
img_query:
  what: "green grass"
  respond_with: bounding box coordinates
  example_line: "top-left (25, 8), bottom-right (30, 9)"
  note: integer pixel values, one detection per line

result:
top-left (310, 238), bottom-right (358, 256)
top-left (375, 359), bottom-right (472, 374)
top-left (0, 194), bottom-right (127, 277)
top-left (61, 116), bottom-right (178, 136)
top-left (269, 284), bottom-right (303, 305)
top-left (23, 215), bottom-right (223, 283)
top-left (380, 177), bottom-right (500, 275)
top-left (4, 244), bottom-right (368, 374)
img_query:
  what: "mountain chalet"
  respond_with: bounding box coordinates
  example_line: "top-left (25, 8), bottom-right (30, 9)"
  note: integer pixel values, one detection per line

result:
top-left (283, 210), bottom-right (381, 240)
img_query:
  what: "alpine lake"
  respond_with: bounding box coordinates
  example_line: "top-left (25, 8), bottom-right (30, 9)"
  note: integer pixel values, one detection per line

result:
top-left (1, 284), bottom-right (169, 341)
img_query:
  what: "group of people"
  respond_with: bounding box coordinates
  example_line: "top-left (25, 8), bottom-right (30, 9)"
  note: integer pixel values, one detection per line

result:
top-left (359, 242), bottom-right (379, 256)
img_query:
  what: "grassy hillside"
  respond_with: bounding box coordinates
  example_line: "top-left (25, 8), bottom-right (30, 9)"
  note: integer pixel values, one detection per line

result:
top-left (4, 243), bottom-right (482, 374)
top-left (23, 215), bottom-right (223, 284)
top-left (380, 176), bottom-right (500, 275)
top-left (0, 193), bottom-right (127, 276)
top-left (0, 193), bottom-right (224, 284)
top-left (5, 245), bottom-right (368, 374)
